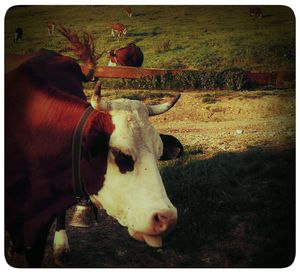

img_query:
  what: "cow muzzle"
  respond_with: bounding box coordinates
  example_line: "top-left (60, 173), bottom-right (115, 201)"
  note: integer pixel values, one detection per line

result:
top-left (127, 208), bottom-right (177, 248)
top-left (151, 210), bottom-right (177, 234)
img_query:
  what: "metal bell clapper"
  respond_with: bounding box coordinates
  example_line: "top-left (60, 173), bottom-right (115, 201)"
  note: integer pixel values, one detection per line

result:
top-left (69, 199), bottom-right (97, 228)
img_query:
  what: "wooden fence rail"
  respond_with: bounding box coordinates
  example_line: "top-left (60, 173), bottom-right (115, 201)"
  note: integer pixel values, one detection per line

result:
top-left (5, 54), bottom-right (294, 89)
top-left (80, 66), bottom-right (186, 79)
top-left (245, 71), bottom-right (295, 89)
top-left (81, 66), bottom-right (295, 89)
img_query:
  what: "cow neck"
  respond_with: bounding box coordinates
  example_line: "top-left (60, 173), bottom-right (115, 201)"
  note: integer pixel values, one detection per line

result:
top-left (72, 106), bottom-right (95, 200)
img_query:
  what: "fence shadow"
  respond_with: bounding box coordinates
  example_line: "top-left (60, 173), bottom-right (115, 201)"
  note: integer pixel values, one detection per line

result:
top-left (127, 32), bottom-right (149, 37)
top-left (133, 12), bottom-right (146, 17)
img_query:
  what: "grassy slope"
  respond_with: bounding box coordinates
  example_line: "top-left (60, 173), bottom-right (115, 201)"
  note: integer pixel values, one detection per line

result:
top-left (5, 5), bottom-right (295, 72)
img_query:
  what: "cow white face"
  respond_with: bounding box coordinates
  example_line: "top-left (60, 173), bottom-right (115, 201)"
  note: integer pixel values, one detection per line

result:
top-left (90, 99), bottom-right (177, 247)
top-left (108, 59), bottom-right (117, 67)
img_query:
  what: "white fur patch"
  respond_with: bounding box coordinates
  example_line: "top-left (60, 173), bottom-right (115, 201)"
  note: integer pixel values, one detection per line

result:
top-left (108, 60), bottom-right (117, 67)
top-left (53, 230), bottom-right (70, 257)
top-left (90, 99), bottom-right (177, 235)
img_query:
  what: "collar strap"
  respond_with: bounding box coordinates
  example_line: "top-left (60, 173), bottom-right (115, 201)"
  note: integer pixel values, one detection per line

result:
top-left (72, 106), bottom-right (95, 199)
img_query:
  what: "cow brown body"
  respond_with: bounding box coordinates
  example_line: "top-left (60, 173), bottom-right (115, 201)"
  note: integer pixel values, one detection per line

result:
top-left (108, 43), bottom-right (144, 67)
top-left (5, 50), bottom-right (114, 265)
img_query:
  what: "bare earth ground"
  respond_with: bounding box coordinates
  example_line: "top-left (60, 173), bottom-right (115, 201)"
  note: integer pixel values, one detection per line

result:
top-left (150, 90), bottom-right (295, 156)
top-left (7, 90), bottom-right (295, 268)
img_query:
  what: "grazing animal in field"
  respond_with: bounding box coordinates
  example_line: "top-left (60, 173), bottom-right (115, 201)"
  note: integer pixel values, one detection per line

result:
top-left (47, 21), bottom-right (55, 36)
top-left (124, 6), bottom-right (133, 17)
top-left (108, 43), bottom-right (144, 67)
top-left (5, 28), bottom-right (182, 267)
top-left (249, 6), bottom-right (263, 18)
top-left (111, 22), bottom-right (127, 38)
top-left (14, 27), bottom-right (23, 42)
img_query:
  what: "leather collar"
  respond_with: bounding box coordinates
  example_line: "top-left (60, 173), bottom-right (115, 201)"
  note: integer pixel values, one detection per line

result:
top-left (72, 106), bottom-right (95, 199)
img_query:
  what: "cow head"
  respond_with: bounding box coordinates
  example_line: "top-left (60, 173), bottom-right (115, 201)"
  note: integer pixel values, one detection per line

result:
top-left (107, 49), bottom-right (117, 66)
top-left (89, 82), bottom-right (182, 247)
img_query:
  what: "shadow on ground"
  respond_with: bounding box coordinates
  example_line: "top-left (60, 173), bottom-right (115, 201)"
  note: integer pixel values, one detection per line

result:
top-left (127, 32), bottom-right (150, 37)
top-left (19, 146), bottom-right (295, 267)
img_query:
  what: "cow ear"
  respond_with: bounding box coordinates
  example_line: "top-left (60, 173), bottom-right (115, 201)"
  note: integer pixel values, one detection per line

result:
top-left (82, 131), bottom-right (110, 161)
top-left (159, 134), bottom-right (183, 161)
top-left (81, 113), bottom-right (114, 161)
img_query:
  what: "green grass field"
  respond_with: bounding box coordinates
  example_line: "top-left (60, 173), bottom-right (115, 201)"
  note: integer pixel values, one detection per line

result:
top-left (5, 5), bottom-right (295, 72)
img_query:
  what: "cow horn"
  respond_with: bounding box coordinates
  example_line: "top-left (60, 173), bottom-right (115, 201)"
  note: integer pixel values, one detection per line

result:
top-left (91, 84), bottom-right (180, 114)
top-left (147, 93), bottom-right (181, 116)
top-left (90, 80), bottom-right (112, 111)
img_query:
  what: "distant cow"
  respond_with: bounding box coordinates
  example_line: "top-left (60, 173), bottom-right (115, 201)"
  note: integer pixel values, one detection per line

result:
top-left (14, 27), bottom-right (23, 42)
top-left (111, 22), bottom-right (127, 38)
top-left (47, 21), bottom-right (55, 36)
top-left (108, 43), bottom-right (144, 67)
top-left (249, 7), bottom-right (263, 18)
top-left (124, 6), bottom-right (133, 17)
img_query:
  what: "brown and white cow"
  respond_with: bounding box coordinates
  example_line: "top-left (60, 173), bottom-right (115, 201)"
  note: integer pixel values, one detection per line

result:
top-left (5, 29), bottom-right (182, 267)
top-left (108, 43), bottom-right (144, 67)
top-left (249, 6), bottom-right (263, 18)
top-left (124, 6), bottom-right (133, 17)
top-left (111, 22), bottom-right (127, 38)
top-left (47, 21), bottom-right (55, 36)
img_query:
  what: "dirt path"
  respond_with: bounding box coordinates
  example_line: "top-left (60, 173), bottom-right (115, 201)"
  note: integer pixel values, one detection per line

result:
top-left (150, 90), bottom-right (295, 155)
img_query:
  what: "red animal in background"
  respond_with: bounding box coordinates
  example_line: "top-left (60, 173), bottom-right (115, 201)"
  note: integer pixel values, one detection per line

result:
top-left (47, 21), bottom-right (55, 36)
top-left (249, 6), bottom-right (263, 18)
top-left (108, 43), bottom-right (144, 67)
top-left (5, 26), bottom-right (182, 267)
top-left (111, 22), bottom-right (127, 38)
top-left (124, 6), bottom-right (133, 17)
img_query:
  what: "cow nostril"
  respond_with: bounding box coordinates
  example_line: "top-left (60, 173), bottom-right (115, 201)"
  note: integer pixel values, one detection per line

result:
top-left (153, 213), bottom-right (160, 223)
top-left (153, 213), bottom-right (162, 223)
top-left (154, 212), bottom-right (169, 222)
top-left (152, 212), bottom-right (171, 233)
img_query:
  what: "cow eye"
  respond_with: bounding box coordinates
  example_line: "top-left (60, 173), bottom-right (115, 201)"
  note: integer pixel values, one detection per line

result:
top-left (111, 148), bottom-right (134, 174)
